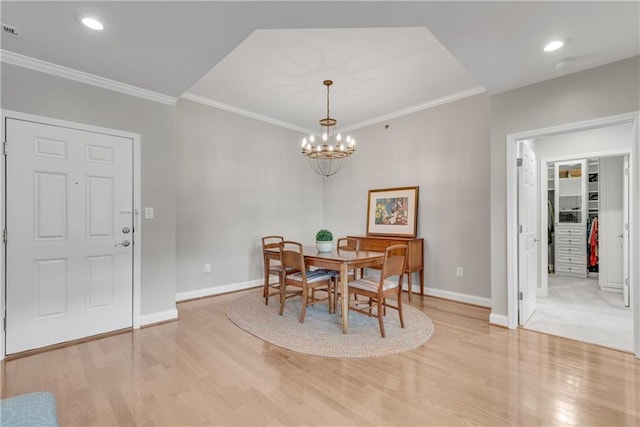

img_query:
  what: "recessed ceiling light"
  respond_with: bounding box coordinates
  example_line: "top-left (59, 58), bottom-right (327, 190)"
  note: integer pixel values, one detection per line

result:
top-left (81, 17), bottom-right (104, 31)
top-left (543, 40), bottom-right (564, 52)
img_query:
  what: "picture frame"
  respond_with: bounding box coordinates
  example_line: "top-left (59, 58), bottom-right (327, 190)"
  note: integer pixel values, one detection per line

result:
top-left (366, 186), bottom-right (419, 237)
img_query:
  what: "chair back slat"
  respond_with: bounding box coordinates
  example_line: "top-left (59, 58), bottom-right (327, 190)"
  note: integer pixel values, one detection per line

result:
top-left (337, 237), bottom-right (359, 251)
top-left (380, 244), bottom-right (408, 281)
top-left (262, 235), bottom-right (284, 251)
top-left (280, 241), bottom-right (305, 277)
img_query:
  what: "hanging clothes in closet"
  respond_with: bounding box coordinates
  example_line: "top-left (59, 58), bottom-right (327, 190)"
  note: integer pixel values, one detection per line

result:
top-left (587, 216), bottom-right (599, 272)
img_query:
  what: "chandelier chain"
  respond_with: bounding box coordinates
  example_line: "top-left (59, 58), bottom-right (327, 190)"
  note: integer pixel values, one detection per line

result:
top-left (326, 82), bottom-right (330, 121)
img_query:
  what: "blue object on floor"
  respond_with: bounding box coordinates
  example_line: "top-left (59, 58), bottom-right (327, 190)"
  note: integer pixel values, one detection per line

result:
top-left (0, 392), bottom-right (58, 426)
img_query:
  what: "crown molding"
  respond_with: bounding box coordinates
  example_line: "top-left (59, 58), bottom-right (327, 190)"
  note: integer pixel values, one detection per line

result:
top-left (1, 50), bottom-right (176, 105)
top-left (341, 86), bottom-right (487, 132)
top-left (182, 86), bottom-right (486, 135)
top-left (181, 92), bottom-right (313, 134)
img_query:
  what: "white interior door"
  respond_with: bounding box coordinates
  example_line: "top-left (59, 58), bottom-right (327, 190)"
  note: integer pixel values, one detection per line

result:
top-left (600, 157), bottom-right (624, 292)
top-left (5, 118), bottom-right (133, 354)
top-left (518, 141), bottom-right (538, 325)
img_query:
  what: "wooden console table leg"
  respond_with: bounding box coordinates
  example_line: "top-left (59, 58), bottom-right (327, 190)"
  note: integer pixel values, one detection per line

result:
top-left (420, 269), bottom-right (424, 296)
top-left (406, 272), bottom-right (412, 302)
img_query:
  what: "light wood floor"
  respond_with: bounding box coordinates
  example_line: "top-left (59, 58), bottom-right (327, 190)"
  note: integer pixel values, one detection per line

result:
top-left (1, 290), bottom-right (639, 426)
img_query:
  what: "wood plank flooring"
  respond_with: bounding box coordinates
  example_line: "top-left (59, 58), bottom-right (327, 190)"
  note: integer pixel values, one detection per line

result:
top-left (1, 290), bottom-right (639, 426)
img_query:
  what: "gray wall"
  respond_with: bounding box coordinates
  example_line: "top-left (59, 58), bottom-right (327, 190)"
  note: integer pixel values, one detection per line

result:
top-left (1, 63), bottom-right (177, 317)
top-left (323, 93), bottom-right (492, 301)
top-left (175, 99), bottom-right (323, 294)
top-left (491, 56), bottom-right (640, 316)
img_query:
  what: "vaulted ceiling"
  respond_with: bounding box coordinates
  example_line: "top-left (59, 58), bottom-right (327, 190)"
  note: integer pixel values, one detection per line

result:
top-left (1, 1), bottom-right (638, 132)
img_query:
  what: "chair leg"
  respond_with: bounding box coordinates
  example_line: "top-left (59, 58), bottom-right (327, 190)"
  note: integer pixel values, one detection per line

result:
top-left (278, 275), bottom-right (286, 316)
top-left (377, 298), bottom-right (386, 337)
top-left (398, 291), bottom-right (405, 329)
top-left (265, 278), bottom-right (272, 306)
top-left (263, 263), bottom-right (269, 304)
top-left (328, 283), bottom-right (334, 314)
top-left (336, 278), bottom-right (341, 314)
top-left (299, 286), bottom-right (308, 323)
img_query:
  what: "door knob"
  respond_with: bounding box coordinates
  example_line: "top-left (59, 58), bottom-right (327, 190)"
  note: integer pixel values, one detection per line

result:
top-left (122, 227), bottom-right (130, 234)
top-left (115, 240), bottom-right (131, 248)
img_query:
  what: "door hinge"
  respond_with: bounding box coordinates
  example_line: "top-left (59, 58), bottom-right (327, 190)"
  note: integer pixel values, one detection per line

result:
top-left (624, 167), bottom-right (629, 176)
top-left (625, 278), bottom-right (629, 286)
top-left (3, 315), bottom-right (6, 331)
top-left (624, 223), bottom-right (629, 231)
top-left (2, 229), bottom-right (6, 243)
top-left (519, 291), bottom-right (523, 301)
top-left (3, 141), bottom-right (7, 156)
top-left (517, 158), bottom-right (523, 167)
top-left (519, 225), bottom-right (523, 233)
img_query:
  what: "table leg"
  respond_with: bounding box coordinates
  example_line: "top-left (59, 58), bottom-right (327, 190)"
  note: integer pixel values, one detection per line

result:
top-left (341, 263), bottom-right (349, 334)
top-left (420, 268), bottom-right (424, 296)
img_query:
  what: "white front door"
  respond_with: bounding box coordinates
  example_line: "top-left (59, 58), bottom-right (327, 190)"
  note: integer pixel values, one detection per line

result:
top-left (518, 140), bottom-right (538, 325)
top-left (5, 118), bottom-right (133, 354)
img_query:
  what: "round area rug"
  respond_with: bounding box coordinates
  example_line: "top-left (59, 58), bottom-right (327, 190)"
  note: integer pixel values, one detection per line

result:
top-left (226, 290), bottom-right (434, 358)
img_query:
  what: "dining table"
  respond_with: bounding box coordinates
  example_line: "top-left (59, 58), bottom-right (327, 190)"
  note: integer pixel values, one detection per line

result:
top-left (265, 245), bottom-right (385, 334)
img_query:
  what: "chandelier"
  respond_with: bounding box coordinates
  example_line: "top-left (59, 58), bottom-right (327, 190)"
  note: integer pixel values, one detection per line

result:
top-left (301, 80), bottom-right (356, 177)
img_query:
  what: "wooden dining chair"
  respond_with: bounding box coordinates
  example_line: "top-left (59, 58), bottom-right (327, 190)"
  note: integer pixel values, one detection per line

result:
top-left (261, 235), bottom-right (284, 305)
top-left (347, 244), bottom-right (408, 337)
top-left (279, 241), bottom-right (333, 323)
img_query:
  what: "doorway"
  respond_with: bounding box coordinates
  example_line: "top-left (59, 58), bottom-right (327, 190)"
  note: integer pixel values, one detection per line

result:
top-left (527, 151), bottom-right (631, 351)
top-left (506, 112), bottom-right (640, 358)
top-left (1, 111), bottom-right (142, 358)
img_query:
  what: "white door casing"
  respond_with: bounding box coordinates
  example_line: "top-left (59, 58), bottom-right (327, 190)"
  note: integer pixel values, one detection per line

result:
top-left (518, 140), bottom-right (538, 325)
top-left (623, 155), bottom-right (630, 307)
top-left (5, 118), bottom-right (134, 354)
top-left (505, 111), bottom-right (638, 359)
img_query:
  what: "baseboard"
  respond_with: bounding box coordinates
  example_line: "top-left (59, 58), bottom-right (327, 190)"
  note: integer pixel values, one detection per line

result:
top-left (176, 279), bottom-right (262, 302)
top-left (422, 286), bottom-right (491, 308)
top-left (489, 313), bottom-right (509, 328)
top-left (175, 281), bottom-right (491, 309)
top-left (601, 283), bottom-right (623, 293)
top-left (140, 309), bottom-right (179, 327)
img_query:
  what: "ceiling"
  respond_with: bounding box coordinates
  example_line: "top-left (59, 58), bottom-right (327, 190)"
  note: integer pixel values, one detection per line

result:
top-left (1, 1), bottom-right (638, 133)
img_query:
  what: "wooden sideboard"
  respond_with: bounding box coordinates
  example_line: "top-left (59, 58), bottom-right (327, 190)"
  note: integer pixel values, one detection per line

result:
top-left (347, 235), bottom-right (424, 299)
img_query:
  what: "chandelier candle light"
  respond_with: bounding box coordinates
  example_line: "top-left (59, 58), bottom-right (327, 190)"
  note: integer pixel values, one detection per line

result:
top-left (301, 80), bottom-right (356, 177)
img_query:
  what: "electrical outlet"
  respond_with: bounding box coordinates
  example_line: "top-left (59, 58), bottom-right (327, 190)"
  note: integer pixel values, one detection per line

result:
top-left (204, 263), bottom-right (211, 273)
top-left (456, 267), bottom-right (464, 277)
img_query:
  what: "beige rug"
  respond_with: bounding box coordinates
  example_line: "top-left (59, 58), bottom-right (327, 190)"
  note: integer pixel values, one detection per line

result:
top-left (226, 290), bottom-right (434, 358)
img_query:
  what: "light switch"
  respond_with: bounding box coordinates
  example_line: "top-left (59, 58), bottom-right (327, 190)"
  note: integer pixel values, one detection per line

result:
top-left (144, 207), bottom-right (154, 219)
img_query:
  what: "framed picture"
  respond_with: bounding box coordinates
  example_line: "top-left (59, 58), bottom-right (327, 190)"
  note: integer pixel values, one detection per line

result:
top-left (366, 186), bottom-right (419, 237)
